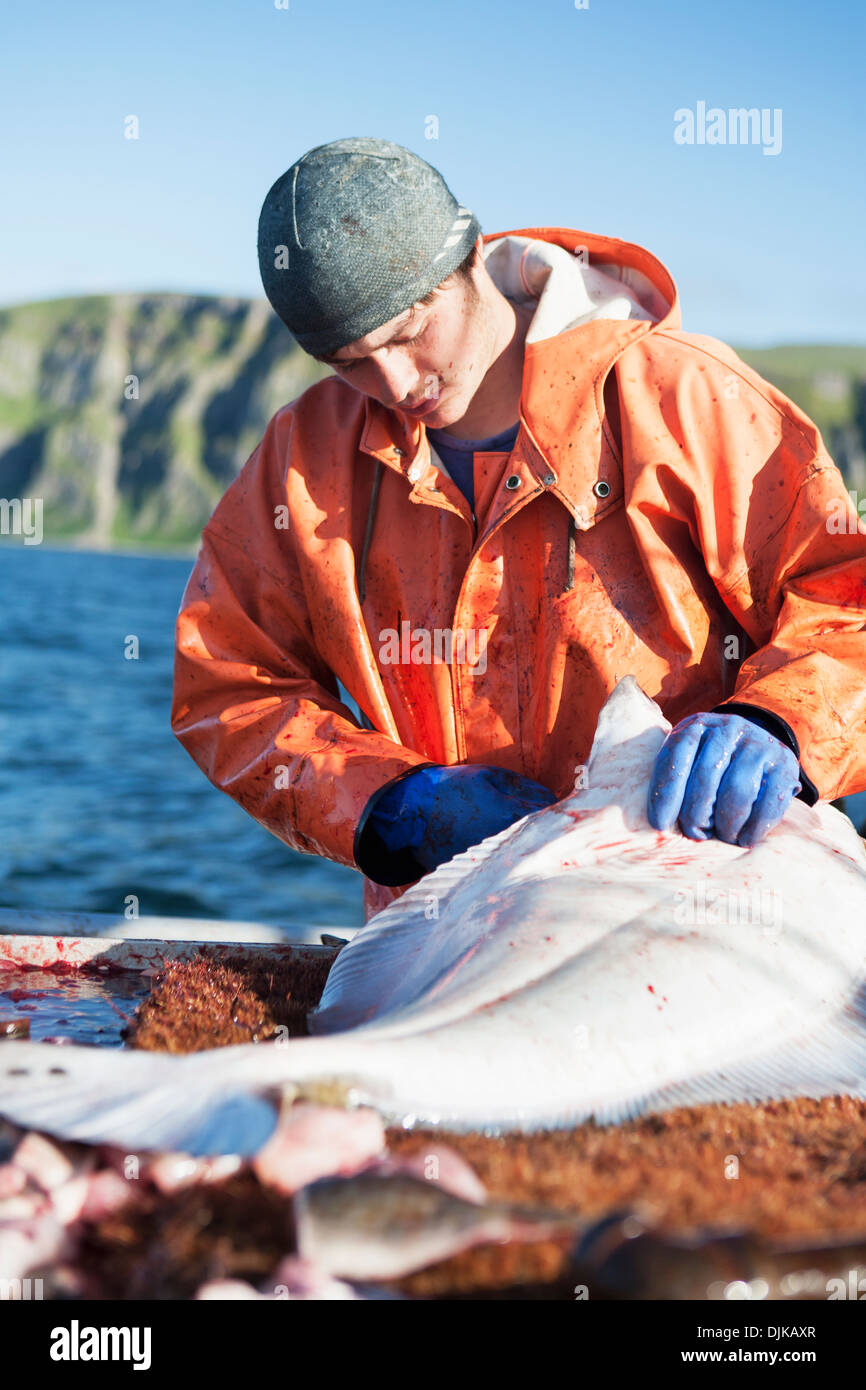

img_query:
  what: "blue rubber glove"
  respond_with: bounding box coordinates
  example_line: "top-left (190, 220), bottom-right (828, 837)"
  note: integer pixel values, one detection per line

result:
top-left (366, 764), bottom-right (557, 877)
top-left (647, 712), bottom-right (802, 846)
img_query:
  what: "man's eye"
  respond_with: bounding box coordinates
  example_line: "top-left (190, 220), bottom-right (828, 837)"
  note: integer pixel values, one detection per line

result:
top-left (394, 324), bottom-right (426, 347)
top-left (334, 325), bottom-right (424, 374)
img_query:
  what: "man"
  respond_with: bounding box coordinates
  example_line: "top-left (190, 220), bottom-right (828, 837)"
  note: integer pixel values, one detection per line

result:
top-left (171, 136), bottom-right (866, 922)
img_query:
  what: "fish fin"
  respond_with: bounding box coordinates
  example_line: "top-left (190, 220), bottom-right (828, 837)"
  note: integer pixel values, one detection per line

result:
top-left (565, 676), bottom-right (670, 819)
top-left (0, 1042), bottom-right (277, 1155)
top-left (588, 988), bottom-right (866, 1125)
top-left (311, 844), bottom-right (499, 1033)
top-left (311, 780), bottom-right (563, 1033)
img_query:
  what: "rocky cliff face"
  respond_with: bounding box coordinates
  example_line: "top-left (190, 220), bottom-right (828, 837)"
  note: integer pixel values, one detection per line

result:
top-left (0, 294), bottom-right (864, 548)
top-left (0, 294), bottom-right (328, 547)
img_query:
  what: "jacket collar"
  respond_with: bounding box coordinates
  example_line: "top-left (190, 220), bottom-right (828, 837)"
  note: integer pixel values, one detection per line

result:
top-left (360, 225), bottom-right (680, 531)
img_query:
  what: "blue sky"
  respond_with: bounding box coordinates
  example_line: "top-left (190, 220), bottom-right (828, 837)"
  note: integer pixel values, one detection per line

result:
top-left (2, 0), bottom-right (863, 344)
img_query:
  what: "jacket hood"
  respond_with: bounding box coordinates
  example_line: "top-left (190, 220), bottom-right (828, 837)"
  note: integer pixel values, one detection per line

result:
top-left (479, 225), bottom-right (678, 340)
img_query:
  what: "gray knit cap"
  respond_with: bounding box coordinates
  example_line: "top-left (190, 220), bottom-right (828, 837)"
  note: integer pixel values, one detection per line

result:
top-left (257, 137), bottom-right (481, 356)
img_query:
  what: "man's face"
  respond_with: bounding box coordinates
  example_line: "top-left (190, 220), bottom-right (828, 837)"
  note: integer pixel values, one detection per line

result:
top-left (314, 261), bottom-right (496, 430)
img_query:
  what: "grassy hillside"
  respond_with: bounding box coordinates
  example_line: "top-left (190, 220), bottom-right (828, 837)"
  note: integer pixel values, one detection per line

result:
top-left (733, 344), bottom-right (866, 487)
top-left (0, 294), bottom-right (328, 548)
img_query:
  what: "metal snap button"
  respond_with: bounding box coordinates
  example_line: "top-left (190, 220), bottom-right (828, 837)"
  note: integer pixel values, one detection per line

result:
top-left (394, 447), bottom-right (405, 458)
top-left (593, 480), bottom-right (611, 499)
top-left (543, 472), bottom-right (557, 487)
top-left (505, 474), bottom-right (521, 491)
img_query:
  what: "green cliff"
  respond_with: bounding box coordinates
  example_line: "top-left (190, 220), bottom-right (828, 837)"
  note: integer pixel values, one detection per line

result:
top-left (0, 294), bottom-right (328, 548)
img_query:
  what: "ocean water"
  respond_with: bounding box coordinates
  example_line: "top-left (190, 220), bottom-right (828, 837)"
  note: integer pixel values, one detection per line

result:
top-left (0, 545), bottom-right (364, 930)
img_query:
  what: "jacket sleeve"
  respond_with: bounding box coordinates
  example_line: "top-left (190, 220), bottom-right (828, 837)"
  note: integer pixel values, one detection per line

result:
top-left (631, 334), bottom-right (866, 801)
top-left (171, 421), bottom-right (430, 870)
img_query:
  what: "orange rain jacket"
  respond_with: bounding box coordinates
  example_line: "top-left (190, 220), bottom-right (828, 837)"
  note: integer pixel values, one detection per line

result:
top-left (172, 226), bottom-right (866, 920)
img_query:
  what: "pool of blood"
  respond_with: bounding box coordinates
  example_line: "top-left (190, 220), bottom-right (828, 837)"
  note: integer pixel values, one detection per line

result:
top-left (0, 965), bottom-right (152, 1047)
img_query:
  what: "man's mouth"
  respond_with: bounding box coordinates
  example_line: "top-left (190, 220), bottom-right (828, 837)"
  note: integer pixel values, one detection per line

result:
top-left (400, 393), bottom-right (443, 416)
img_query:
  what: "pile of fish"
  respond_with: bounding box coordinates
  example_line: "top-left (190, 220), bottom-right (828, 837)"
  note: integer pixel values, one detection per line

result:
top-left (5, 1107), bottom-right (866, 1301)
top-left (2, 677), bottom-right (865, 1157)
top-left (0, 1106), bottom-right (591, 1298)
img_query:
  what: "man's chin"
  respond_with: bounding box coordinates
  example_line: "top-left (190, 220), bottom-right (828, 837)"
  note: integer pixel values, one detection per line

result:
top-left (422, 393), bottom-right (464, 429)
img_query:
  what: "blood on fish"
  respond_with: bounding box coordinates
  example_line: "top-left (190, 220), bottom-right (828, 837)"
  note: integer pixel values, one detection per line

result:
top-left (426, 941), bottom-right (483, 999)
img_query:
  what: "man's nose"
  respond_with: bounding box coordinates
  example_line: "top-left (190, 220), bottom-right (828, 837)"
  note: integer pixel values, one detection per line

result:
top-left (369, 352), bottom-right (418, 408)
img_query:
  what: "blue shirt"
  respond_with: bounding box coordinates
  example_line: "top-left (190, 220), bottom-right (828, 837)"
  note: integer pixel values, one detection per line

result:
top-left (427, 420), bottom-right (520, 510)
